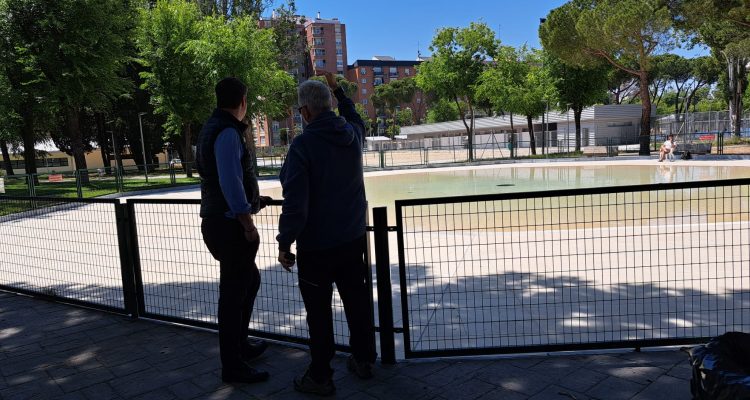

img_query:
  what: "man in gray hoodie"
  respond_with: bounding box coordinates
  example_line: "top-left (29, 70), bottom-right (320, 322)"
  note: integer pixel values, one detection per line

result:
top-left (277, 72), bottom-right (376, 396)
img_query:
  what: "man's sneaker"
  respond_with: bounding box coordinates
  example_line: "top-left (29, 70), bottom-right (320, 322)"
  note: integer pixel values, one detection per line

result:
top-left (293, 371), bottom-right (335, 396)
top-left (241, 338), bottom-right (268, 362)
top-left (347, 355), bottom-right (374, 380)
top-left (221, 362), bottom-right (270, 384)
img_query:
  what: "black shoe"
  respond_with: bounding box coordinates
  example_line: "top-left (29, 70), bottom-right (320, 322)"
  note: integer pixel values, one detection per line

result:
top-left (347, 355), bottom-right (374, 380)
top-left (241, 338), bottom-right (268, 362)
top-left (222, 363), bottom-right (270, 384)
top-left (293, 370), bottom-right (335, 396)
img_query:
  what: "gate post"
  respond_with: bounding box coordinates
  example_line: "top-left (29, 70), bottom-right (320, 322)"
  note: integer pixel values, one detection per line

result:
top-left (372, 207), bottom-right (396, 364)
top-left (115, 202), bottom-right (143, 318)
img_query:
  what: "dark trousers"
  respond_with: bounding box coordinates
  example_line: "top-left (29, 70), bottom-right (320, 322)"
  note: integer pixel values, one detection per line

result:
top-left (201, 216), bottom-right (261, 369)
top-left (297, 235), bottom-right (377, 381)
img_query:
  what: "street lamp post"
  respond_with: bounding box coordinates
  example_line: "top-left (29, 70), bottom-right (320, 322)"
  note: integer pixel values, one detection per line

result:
top-left (138, 112), bottom-right (148, 183)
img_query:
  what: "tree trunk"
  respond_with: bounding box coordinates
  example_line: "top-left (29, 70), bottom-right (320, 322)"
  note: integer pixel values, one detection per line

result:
top-left (67, 107), bottom-right (89, 185)
top-left (574, 106), bottom-right (583, 153)
top-left (726, 54), bottom-right (746, 138)
top-left (95, 112), bottom-right (110, 172)
top-left (20, 109), bottom-right (38, 177)
top-left (183, 122), bottom-right (193, 178)
top-left (527, 114), bottom-right (537, 156)
top-left (1, 140), bottom-right (14, 176)
top-left (638, 73), bottom-right (652, 156)
top-left (509, 112), bottom-right (515, 158)
top-left (468, 100), bottom-right (475, 161)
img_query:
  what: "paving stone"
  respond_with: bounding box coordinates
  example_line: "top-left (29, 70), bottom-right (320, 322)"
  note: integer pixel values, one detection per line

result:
top-left (80, 382), bottom-right (121, 400)
top-left (556, 367), bottom-right (609, 393)
top-left (528, 384), bottom-right (590, 400)
top-left (168, 380), bottom-right (207, 399)
top-left (474, 387), bottom-right (528, 400)
top-left (586, 376), bottom-right (644, 400)
top-left (475, 361), bottom-right (554, 396)
top-left (631, 375), bottom-right (691, 400)
top-left (666, 363), bottom-right (693, 381)
top-left (433, 377), bottom-right (496, 400)
top-left (132, 387), bottom-right (178, 400)
top-left (599, 366), bottom-right (666, 385)
top-left (528, 357), bottom-right (587, 381)
top-left (364, 374), bottom-right (435, 399)
top-left (54, 367), bottom-right (116, 393)
top-left (397, 360), bottom-right (451, 380)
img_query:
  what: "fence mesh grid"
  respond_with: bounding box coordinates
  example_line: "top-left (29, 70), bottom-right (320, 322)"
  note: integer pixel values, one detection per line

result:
top-left (0, 197), bottom-right (124, 309)
top-left (130, 201), bottom-right (350, 346)
top-left (398, 185), bottom-right (750, 354)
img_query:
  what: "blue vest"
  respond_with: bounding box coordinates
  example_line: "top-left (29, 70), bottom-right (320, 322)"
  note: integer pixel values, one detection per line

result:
top-left (196, 109), bottom-right (260, 218)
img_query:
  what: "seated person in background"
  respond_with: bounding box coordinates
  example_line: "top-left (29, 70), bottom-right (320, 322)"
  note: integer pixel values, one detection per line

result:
top-left (659, 134), bottom-right (676, 162)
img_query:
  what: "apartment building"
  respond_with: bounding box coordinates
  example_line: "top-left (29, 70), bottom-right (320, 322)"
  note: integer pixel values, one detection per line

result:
top-left (306, 14), bottom-right (348, 75)
top-left (347, 58), bottom-right (426, 124)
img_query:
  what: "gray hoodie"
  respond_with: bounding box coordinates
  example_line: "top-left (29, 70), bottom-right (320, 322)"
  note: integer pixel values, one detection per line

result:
top-left (276, 88), bottom-right (366, 252)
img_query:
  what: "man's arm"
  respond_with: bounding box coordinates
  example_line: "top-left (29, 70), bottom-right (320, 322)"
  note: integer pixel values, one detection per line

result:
top-left (276, 145), bottom-right (309, 253)
top-left (320, 71), bottom-right (365, 145)
top-left (215, 129), bottom-right (257, 238)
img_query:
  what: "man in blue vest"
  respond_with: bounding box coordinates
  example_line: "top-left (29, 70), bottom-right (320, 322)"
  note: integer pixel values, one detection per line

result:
top-left (277, 72), bottom-right (377, 396)
top-left (196, 77), bottom-right (270, 384)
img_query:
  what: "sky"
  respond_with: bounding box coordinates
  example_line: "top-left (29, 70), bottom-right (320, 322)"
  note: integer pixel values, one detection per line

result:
top-left (272, 0), bottom-right (709, 62)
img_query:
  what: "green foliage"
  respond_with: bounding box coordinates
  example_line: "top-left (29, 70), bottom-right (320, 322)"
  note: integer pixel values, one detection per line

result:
top-left (186, 14), bottom-right (296, 121)
top-left (395, 108), bottom-right (414, 127)
top-left (416, 22), bottom-right (500, 159)
top-left (426, 98), bottom-right (461, 123)
top-left (137, 0), bottom-right (211, 137)
top-left (193, 0), bottom-right (272, 17)
top-left (478, 47), bottom-right (557, 124)
top-left (546, 53), bottom-right (609, 112)
top-left (373, 78), bottom-right (418, 117)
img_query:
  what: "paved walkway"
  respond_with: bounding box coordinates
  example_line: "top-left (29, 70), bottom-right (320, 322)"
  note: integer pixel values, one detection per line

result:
top-left (0, 290), bottom-right (694, 400)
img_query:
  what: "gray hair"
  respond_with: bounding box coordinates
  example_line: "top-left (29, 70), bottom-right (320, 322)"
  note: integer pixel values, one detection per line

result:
top-left (298, 80), bottom-right (332, 115)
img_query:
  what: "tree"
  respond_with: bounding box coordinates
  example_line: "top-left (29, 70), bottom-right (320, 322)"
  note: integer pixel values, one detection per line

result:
top-left (541, 0), bottom-right (676, 155)
top-left (669, 0), bottom-right (750, 137)
top-left (478, 46), bottom-right (557, 155)
top-left (0, 0), bottom-right (58, 177)
top-left (650, 54), bottom-right (693, 114)
top-left (44, 0), bottom-right (134, 181)
top-left (426, 98), bottom-right (461, 123)
top-left (416, 22), bottom-right (500, 161)
top-left (608, 68), bottom-right (639, 104)
top-left (138, 0), bottom-right (213, 175)
top-left (681, 56), bottom-right (721, 115)
top-left (373, 78), bottom-right (418, 133)
top-left (546, 55), bottom-right (609, 152)
top-left (0, 72), bottom-right (20, 176)
top-left (193, 0), bottom-right (271, 17)
top-left (187, 14), bottom-right (297, 129)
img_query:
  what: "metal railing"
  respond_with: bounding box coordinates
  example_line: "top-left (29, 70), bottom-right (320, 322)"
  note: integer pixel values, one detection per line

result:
top-left (2, 177), bottom-right (750, 361)
top-left (395, 178), bottom-right (750, 358)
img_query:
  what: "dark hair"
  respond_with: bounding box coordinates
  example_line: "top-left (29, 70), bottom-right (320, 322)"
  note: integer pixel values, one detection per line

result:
top-left (215, 77), bottom-right (247, 109)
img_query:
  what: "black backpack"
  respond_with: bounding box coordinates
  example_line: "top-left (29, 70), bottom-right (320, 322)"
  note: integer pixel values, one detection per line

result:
top-left (681, 151), bottom-right (692, 160)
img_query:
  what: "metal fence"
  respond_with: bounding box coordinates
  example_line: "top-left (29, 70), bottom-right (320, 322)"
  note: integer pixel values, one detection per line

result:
top-left (395, 178), bottom-right (750, 358)
top-left (2, 178), bottom-right (750, 361)
top-left (0, 197), bottom-right (126, 313)
top-left (0, 196), bottom-right (354, 351)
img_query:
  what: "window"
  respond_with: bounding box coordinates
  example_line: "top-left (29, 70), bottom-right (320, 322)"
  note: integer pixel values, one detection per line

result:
top-left (373, 67), bottom-right (383, 75)
top-left (313, 27), bottom-right (324, 35)
top-left (405, 68), bottom-right (411, 76)
top-left (363, 99), bottom-right (368, 105)
top-left (336, 60), bottom-right (344, 68)
top-left (336, 48), bottom-right (343, 55)
top-left (362, 88), bottom-right (367, 95)
top-left (360, 67), bottom-right (366, 75)
top-left (336, 40), bottom-right (343, 47)
top-left (417, 98), bottom-right (422, 104)
top-left (315, 60), bottom-right (326, 68)
top-left (374, 77), bottom-right (384, 85)
top-left (314, 38), bottom-right (324, 46)
top-left (314, 49), bottom-right (326, 56)
top-left (272, 122), bottom-right (280, 133)
top-left (389, 67), bottom-right (398, 77)
top-left (335, 25), bottom-right (341, 33)
top-left (361, 78), bottom-right (367, 84)
top-left (260, 137), bottom-right (266, 145)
